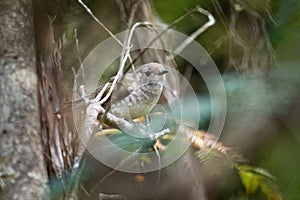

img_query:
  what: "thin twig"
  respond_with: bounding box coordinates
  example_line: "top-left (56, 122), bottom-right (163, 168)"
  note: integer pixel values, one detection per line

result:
top-left (127, 6), bottom-right (214, 71)
top-left (95, 83), bottom-right (110, 102)
top-left (99, 193), bottom-right (127, 200)
top-left (127, 3), bottom-right (138, 29)
top-left (153, 144), bottom-right (161, 184)
top-left (212, 0), bottom-right (230, 33)
top-left (99, 22), bottom-right (152, 105)
top-left (78, 0), bottom-right (139, 77)
top-left (76, 0), bottom-right (123, 47)
top-left (126, 9), bottom-right (142, 73)
top-left (74, 29), bottom-right (85, 82)
top-left (174, 7), bottom-right (215, 54)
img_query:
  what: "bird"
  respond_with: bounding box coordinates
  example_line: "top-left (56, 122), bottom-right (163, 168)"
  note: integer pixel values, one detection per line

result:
top-left (57, 62), bottom-right (168, 121)
top-left (110, 62), bottom-right (168, 120)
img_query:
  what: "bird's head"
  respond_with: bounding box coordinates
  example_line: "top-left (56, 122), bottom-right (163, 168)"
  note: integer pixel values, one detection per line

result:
top-left (135, 62), bottom-right (168, 84)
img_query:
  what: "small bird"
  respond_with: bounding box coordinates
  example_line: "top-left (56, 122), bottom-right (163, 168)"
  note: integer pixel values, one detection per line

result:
top-left (110, 62), bottom-right (168, 120)
top-left (57, 62), bottom-right (168, 121)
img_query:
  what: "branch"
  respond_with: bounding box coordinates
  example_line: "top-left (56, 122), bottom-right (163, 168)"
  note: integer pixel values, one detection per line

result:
top-left (99, 21), bottom-right (152, 105)
top-left (76, 0), bottom-right (123, 47)
top-left (99, 193), bottom-right (127, 200)
top-left (174, 7), bottom-right (215, 54)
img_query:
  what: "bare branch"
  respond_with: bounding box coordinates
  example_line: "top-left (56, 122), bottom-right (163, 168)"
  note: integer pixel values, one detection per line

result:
top-left (99, 21), bottom-right (152, 105)
top-left (99, 193), bottom-right (127, 200)
top-left (174, 7), bottom-right (215, 54)
top-left (76, 0), bottom-right (123, 47)
top-left (129, 6), bottom-right (214, 68)
top-left (74, 29), bottom-right (85, 82)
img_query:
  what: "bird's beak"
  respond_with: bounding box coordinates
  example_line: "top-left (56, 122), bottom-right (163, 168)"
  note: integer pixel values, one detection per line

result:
top-left (158, 69), bottom-right (168, 75)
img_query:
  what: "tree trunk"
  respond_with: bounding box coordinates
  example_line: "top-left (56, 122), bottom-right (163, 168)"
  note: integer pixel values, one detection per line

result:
top-left (0, 0), bottom-right (48, 199)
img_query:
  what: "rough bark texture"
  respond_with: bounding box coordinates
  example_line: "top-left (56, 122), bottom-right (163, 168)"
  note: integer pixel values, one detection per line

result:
top-left (0, 0), bottom-right (48, 199)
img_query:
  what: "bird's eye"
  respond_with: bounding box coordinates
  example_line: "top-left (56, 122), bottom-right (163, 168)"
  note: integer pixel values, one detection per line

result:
top-left (145, 71), bottom-right (151, 76)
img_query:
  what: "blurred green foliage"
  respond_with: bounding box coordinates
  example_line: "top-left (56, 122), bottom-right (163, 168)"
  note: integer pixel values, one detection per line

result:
top-left (43, 0), bottom-right (300, 199)
top-left (153, 0), bottom-right (300, 199)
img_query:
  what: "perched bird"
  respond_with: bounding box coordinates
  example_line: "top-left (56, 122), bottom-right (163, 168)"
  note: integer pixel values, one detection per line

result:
top-left (57, 62), bottom-right (168, 120)
top-left (110, 62), bottom-right (168, 120)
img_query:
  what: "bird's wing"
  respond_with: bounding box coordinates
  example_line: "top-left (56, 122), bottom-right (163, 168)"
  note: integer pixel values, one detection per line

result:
top-left (112, 72), bottom-right (137, 101)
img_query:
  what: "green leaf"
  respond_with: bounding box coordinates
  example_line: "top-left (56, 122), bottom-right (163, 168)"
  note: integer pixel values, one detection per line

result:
top-left (238, 166), bottom-right (262, 195)
top-left (237, 165), bottom-right (282, 200)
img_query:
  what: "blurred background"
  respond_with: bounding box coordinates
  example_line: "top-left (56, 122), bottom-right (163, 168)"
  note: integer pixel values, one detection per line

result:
top-left (3, 0), bottom-right (299, 199)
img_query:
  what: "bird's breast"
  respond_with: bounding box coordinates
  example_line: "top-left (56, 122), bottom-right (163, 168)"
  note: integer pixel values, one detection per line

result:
top-left (109, 82), bottom-right (163, 119)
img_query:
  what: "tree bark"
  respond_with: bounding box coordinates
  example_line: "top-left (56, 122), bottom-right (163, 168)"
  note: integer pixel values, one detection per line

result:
top-left (0, 0), bottom-right (48, 199)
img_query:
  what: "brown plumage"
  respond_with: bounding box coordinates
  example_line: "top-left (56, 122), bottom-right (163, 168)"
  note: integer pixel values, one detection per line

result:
top-left (57, 62), bottom-right (168, 120)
